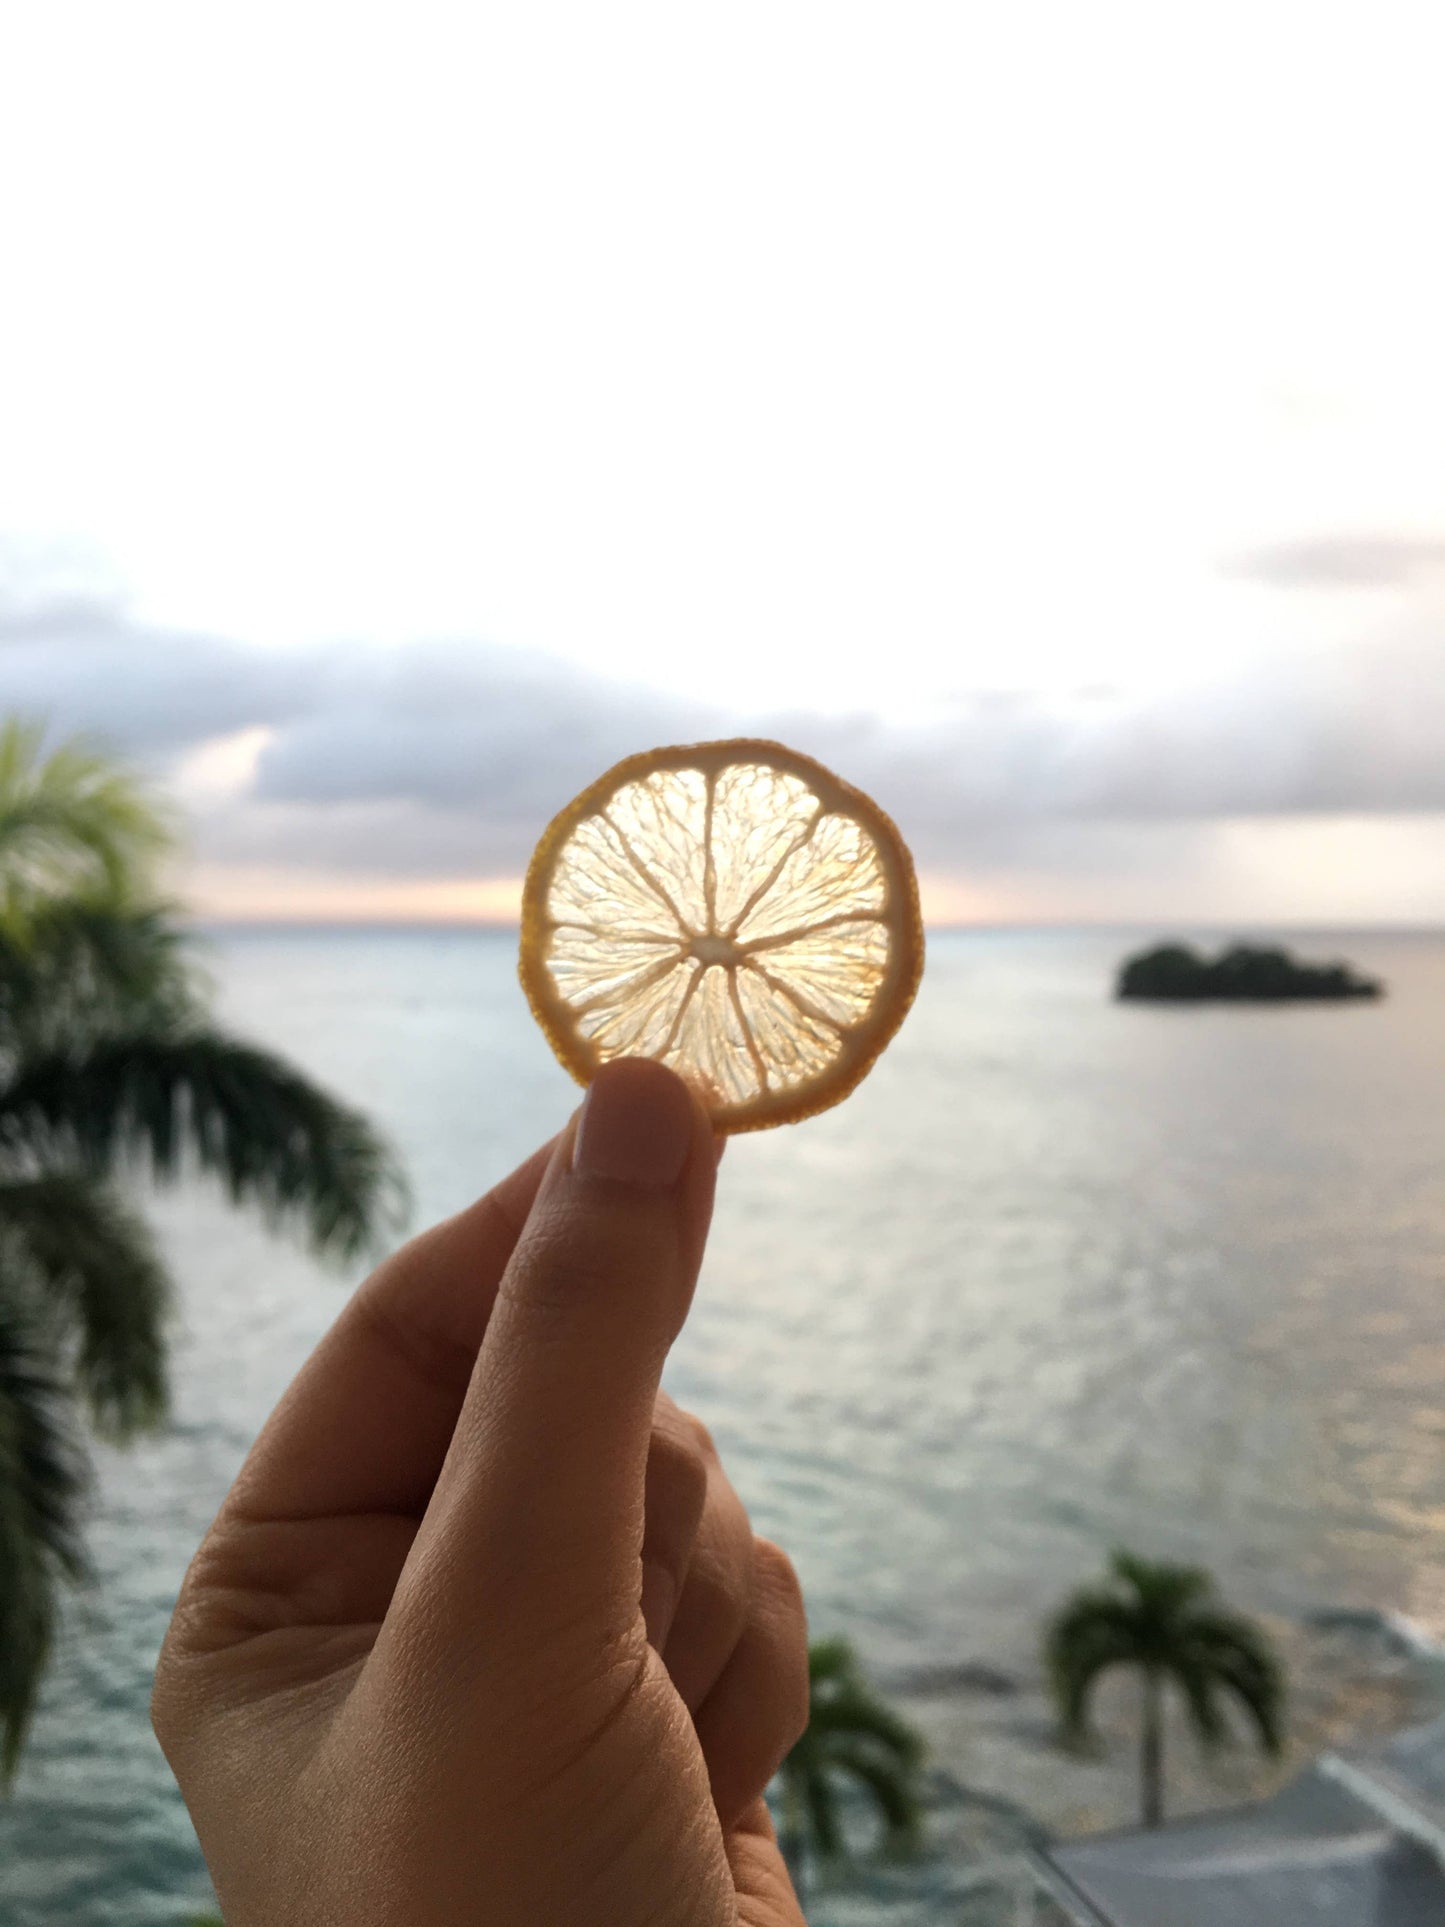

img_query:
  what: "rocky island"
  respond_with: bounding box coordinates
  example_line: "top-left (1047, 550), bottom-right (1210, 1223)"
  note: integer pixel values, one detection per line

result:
top-left (1116, 942), bottom-right (1383, 1002)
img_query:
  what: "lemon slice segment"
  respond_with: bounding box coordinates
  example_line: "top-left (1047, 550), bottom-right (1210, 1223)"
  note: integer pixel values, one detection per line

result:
top-left (519, 739), bottom-right (924, 1132)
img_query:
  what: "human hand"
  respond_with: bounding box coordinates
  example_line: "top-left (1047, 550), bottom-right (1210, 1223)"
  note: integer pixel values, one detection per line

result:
top-left (152, 1057), bottom-right (808, 1926)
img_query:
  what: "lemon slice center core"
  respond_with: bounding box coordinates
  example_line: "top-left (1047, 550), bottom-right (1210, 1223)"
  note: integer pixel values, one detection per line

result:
top-left (688, 933), bottom-right (745, 968)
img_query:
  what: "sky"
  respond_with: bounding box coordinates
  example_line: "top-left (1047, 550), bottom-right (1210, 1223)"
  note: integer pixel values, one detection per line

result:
top-left (3, 3), bottom-right (1444, 925)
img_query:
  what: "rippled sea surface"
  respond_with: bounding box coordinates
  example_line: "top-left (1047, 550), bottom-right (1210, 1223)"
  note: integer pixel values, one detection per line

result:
top-left (4, 928), bottom-right (1445, 1924)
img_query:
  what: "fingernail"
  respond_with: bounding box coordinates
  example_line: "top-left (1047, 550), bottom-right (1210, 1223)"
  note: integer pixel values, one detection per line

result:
top-left (573, 1059), bottom-right (694, 1188)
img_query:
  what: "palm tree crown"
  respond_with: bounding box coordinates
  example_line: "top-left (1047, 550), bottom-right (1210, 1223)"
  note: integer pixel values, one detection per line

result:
top-left (1045, 1548), bottom-right (1285, 1828)
top-left (0, 720), bottom-right (407, 1780)
top-left (776, 1636), bottom-right (926, 1900)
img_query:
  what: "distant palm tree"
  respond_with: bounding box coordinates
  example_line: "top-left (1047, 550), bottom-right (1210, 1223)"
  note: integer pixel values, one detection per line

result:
top-left (0, 721), bottom-right (406, 1781)
top-left (1045, 1549), bottom-right (1285, 1828)
top-left (775, 1635), bottom-right (926, 1902)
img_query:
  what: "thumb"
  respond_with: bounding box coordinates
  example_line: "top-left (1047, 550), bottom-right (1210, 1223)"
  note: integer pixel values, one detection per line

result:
top-left (397, 1057), bottom-right (718, 1650)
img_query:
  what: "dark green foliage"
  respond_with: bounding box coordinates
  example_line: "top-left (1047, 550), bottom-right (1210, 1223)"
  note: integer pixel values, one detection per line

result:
top-left (0, 1305), bottom-right (91, 1781)
top-left (1117, 941), bottom-right (1381, 1002)
top-left (0, 895), bottom-right (200, 1047)
top-left (1045, 1550), bottom-right (1285, 1828)
top-left (0, 720), bottom-right (408, 1781)
top-left (0, 1177), bottom-right (170, 1439)
top-left (0, 721), bottom-right (174, 912)
top-left (776, 1637), bottom-right (927, 1899)
top-left (0, 1032), bottom-right (407, 1266)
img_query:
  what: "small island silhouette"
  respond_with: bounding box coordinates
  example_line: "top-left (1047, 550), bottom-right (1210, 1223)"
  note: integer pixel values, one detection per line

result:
top-left (1116, 942), bottom-right (1383, 1003)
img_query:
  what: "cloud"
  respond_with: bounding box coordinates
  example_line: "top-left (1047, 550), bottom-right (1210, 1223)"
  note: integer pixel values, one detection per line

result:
top-left (248, 641), bottom-right (693, 831)
top-left (4, 564), bottom-right (1445, 891)
top-left (0, 591), bottom-right (313, 757)
top-left (1223, 532), bottom-right (1445, 589)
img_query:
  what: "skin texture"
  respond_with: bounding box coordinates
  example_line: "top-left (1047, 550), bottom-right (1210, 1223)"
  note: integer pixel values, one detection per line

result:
top-left (152, 1058), bottom-right (809, 1926)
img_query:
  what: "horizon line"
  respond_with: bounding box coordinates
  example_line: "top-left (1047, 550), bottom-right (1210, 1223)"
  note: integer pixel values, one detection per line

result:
top-left (185, 914), bottom-right (1445, 936)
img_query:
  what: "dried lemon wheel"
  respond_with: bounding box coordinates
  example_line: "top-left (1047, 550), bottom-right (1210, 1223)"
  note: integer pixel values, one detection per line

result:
top-left (519, 739), bottom-right (924, 1132)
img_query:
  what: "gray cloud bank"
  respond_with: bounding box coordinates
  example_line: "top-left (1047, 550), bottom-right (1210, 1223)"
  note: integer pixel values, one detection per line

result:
top-left (3, 570), bottom-right (1445, 884)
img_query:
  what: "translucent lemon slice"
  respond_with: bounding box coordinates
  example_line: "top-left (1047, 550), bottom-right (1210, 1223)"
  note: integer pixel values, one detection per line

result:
top-left (519, 739), bottom-right (924, 1132)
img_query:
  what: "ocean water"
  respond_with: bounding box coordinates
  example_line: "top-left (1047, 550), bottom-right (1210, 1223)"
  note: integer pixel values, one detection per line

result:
top-left (3, 926), bottom-right (1445, 1924)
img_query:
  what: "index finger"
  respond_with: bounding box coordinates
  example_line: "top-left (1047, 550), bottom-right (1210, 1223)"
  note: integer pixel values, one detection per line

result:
top-left (224, 1131), bottom-right (560, 1526)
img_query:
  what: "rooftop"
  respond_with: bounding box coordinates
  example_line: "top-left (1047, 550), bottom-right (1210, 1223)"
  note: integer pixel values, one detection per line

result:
top-left (1040, 1717), bottom-right (1445, 1927)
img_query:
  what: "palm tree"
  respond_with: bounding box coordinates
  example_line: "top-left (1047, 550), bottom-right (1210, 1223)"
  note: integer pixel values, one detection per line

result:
top-left (775, 1635), bottom-right (926, 1903)
top-left (0, 720), bottom-right (407, 1782)
top-left (1045, 1549), bottom-right (1285, 1829)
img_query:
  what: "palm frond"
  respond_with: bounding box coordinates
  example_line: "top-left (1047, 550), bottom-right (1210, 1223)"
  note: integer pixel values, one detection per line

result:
top-left (0, 1177), bottom-right (171, 1440)
top-left (0, 1028), bottom-right (409, 1263)
top-left (1181, 1610), bottom-right (1286, 1754)
top-left (0, 1293), bottom-right (93, 1783)
top-left (1170, 1655), bottom-right (1230, 1750)
top-left (0, 723), bottom-right (414, 1787)
top-left (809, 1685), bottom-right (927, 1763)
top-left (807, 1636), bottom-right (858, 1684)
top-left (0, 896), bottom-right (201, 1053)
top-left (779, 1635), bottom-right (928, 1877)
top-left (0, 721), bottom-right (173, 916)
top-left (1110, 1548), bottom-right (1211, 1618)
top-left (806, 1637), bottom-right (926, 1762)
top-left (1044, 1596), bottom-right (1143, 1741)
top-left (827, 1739), bottom-right (925, 1851)
top-left (1046, 1551), bottom-right (1288, 1784)
top-left (801, 1758), bottom-right (846, 1859)
top-left (1046, 1588), bottom-right (1142, 1652)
